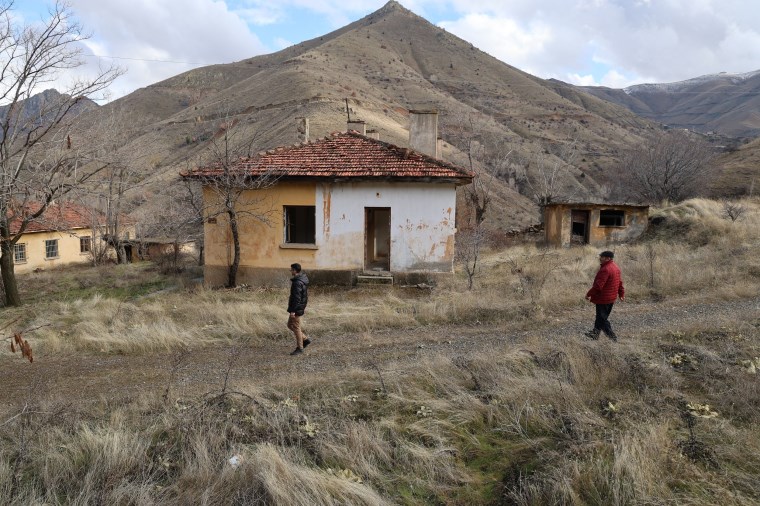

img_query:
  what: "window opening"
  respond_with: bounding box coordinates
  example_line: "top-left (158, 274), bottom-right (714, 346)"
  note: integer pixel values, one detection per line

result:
top-left (45, 239), bottom-right (59, 258)
top-left (284, 206), bottom-right (316, 244)
top-left (80, 236), bottom-right (92, 253)
top-left (599, 210), bottom-right (625, 227)
top-left (14, 243), bottom-right (26, 263)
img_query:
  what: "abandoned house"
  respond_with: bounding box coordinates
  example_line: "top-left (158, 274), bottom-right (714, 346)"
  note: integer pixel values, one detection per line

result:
top-left (544, 201), bottom-right (649, 247)
top-left (183, 111), bottom-right (474, 286)
top-left (7, 201), bottom-right (99, 274)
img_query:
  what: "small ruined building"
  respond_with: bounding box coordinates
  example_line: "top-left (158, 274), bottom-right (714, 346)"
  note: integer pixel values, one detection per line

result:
top-left (183, 112), bottom-right (473, 286)
top-left (544, 201), bottom-right (649, 247)
top-left (7, 201), bottom-right (99, 274)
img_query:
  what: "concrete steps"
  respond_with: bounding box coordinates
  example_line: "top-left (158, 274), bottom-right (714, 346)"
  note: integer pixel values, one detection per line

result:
top-left (357, 271), bottom-right (393, 285)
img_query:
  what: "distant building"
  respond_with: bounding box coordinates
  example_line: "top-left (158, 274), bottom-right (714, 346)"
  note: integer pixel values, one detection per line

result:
top-left (183, 112), bottom-right (474, 286)
top-left (8, 201), bottom-right (99, 274)
top-left (544, 201), bottom-right (649, 247)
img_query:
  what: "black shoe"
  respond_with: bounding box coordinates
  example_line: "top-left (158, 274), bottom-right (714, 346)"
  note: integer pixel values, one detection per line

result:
top-left (290, 348), bottom-right (303, 356)
top-left (607, 334), bottom-right (618, 342)
top-left (303, 338), bottom-right (311, 348)
top-left (584, 330), bottom-right (600, 340)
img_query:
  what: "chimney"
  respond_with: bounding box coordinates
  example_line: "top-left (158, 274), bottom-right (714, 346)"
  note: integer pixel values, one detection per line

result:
top-left (347, 119), bottom-right (366, 135)
top-left (409, 109), bottom-right (438, 158)
top-left (296, 117), bottom-right (309, 143)
top-left (366, 129), bottom-right (380, 140)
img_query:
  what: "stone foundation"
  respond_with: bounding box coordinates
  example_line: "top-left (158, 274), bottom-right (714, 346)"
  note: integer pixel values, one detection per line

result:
top-left (203, 265), bottom-right (451, 288)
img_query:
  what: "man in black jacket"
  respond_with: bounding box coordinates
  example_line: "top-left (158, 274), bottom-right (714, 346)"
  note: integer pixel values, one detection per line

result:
top-left (287, 263), bottom-right (311, 355)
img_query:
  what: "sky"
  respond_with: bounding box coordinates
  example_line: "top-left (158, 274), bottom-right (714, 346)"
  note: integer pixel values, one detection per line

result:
top-left (11, 0), bottom-right (760, 102)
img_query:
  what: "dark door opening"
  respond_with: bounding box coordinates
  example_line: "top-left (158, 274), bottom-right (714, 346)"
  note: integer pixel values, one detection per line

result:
top-left (365, 207), bottom-right (391, 271)
top-left (571, 210), bottom-right (590, 244)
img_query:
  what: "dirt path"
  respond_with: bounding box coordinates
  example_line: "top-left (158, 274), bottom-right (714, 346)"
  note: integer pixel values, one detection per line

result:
top-left (3, 294), bottom-right (760, 412)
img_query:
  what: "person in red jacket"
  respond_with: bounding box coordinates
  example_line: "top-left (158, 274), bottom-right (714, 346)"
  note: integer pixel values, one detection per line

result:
top-left (585, 251), bottom-right (625, 341)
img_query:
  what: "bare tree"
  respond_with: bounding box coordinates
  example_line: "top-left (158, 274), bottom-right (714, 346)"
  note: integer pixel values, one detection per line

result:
top-left (443, 113), bottom-right (512, 227)
top-left (455, 227), bottom-right (484, 290)
top-left (0, 1), bottom-right (122, 306)
top-left (522, 141), bottom-right (580, 220)
top-left (183, 124), bottom-right (277, 288)
top-left (443, 114), bottom-right (513, 290)
top-left (136, 178), bottom-right (205, 273)
top-left (98, 162), bottom-right (143, 263)
top-left (620, 129), bottom-right (715, 204)
top-left (721, 199), bottom-right (747, 223)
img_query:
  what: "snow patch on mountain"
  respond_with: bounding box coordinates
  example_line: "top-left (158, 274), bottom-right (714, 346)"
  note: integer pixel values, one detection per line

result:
top-left (623, 70), bottom-right (760, 95)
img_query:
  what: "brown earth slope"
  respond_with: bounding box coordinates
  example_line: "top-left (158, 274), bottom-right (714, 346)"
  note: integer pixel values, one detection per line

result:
top-left (70, 1), bottom-right (661, 232)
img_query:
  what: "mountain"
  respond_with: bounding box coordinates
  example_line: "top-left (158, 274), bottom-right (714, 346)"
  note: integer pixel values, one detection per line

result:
top-left (73, 0), bottom-right (660, 231)
top-left (580, 71), bottom-right (760, 138)
top-left (0, 89), bottom-right (99, 136)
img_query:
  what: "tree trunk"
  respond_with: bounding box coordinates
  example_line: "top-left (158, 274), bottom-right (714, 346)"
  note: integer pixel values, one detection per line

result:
top-left (173, 241), bottom-right (179, 272)
top-left (227, 210), bottom-right (240, 288)
top-left (0, 241), bottom-right (21, 307)
top-left (116, 242), bottom-right (128, 264)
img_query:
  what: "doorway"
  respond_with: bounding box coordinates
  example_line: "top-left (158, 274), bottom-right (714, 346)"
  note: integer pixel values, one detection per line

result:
top-left (365, 208), bottom-right (391, 271)
top-left (571, 210), bottom-right (590, 244)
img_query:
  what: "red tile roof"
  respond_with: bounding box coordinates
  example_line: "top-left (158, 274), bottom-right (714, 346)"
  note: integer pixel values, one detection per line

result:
top-left (183, 131), bottom-right (474, 184)
top-left (8, 201), bottom-right (100, 235)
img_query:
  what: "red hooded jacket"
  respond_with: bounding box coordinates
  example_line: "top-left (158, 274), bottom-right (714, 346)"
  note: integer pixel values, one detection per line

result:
top-left (586, 260), bottom-right (624, 304)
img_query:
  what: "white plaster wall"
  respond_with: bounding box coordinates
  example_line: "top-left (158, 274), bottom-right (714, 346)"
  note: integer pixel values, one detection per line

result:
top-left (315, 182), bottom-right (457, 272)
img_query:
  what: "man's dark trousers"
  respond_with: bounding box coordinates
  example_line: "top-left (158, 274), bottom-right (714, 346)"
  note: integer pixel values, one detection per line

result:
top-left (594, 303), bottom-right (616, 337)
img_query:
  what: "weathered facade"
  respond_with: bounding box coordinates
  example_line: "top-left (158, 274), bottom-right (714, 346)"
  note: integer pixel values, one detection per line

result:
top-left (9, 202), bottom-right (97, 274)
top-left (12, 228), bottom-right (95, 274)
top-left (185, 120), bottom-right (473, 286)
top-left (544, 203), bottom-right (649, 248)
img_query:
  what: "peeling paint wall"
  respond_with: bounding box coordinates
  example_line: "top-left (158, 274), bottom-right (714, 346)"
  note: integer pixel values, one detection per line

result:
top-left (316, 182), bottom-right (457, 272)
top-left (545, 205), bottom-right (649, 247)
top-left (202, 181), bottom-right (458, 285)
top-left (202, 183), bottom-right (316, 272)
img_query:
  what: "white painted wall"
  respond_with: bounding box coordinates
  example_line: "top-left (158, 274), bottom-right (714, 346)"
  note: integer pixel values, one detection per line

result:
top-left (315, 182), bottom-right (457, 272)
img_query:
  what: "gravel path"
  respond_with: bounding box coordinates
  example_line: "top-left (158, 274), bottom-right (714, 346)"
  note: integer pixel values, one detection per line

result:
top-left (2, 294), bottom-right (759, 412)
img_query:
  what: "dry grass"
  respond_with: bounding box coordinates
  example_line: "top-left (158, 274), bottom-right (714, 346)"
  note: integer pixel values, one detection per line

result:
top-left (2, 197), bottom-right (760, 504)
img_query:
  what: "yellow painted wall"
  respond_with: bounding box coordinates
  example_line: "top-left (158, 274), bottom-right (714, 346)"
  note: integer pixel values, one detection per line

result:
top-left (203, 182), bottom-right (317, 272)
top-left (544, 205), bottom-right (564, 246)
top-left (13, 228), bottom-right (94, 274)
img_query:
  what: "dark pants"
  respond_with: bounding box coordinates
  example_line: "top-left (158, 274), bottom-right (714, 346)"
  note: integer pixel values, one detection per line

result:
top-left (594, 303), bottom-right (617, 337)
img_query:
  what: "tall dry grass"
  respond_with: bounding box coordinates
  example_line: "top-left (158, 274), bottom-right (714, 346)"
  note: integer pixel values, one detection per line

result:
top-left (3, 197), bottom-right (760, 503)
top-left (8, 197), bottom-right (759, 355)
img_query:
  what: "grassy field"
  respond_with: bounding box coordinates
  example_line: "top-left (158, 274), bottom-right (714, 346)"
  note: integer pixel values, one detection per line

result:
top-left (1, 198), bottom-right (760, 505)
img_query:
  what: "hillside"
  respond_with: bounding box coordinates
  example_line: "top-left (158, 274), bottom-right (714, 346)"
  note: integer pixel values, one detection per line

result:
top-left (710, 136), bottom-right (760, 197)
top-left (71, 0), bottom-right (660, 231)
top-left (580, 71), bottom-right (760, 138)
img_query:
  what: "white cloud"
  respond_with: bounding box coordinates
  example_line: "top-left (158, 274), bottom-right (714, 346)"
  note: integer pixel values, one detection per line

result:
top-left (274, 37), bottom-right (294, 50)
top-left (16, 0), bottom-right (760, 101)
top-left (69, 0), bottom-right (267, 99)
top-left (415, 0), bottom-right (760, 85)
top-left (439, 14), bottom-right (553, 74)
top-left (567, 74), bottom-right (599, 87)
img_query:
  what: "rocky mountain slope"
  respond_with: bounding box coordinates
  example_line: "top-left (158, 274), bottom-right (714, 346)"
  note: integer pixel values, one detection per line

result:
top-left (580, 71), bottom-right (760, 138)
top-left (73, 1), bottom-right (662, 231)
